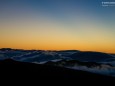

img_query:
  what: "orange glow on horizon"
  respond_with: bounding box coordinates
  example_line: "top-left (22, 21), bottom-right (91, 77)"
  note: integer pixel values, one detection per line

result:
top-left (0, 43), bottom-right (115, 53)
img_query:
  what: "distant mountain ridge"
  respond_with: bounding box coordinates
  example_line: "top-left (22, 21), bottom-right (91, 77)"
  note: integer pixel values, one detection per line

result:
top-left (69, 51), bottom-right (113, 62)
top-left (0, 48), bottom-right (114, 63)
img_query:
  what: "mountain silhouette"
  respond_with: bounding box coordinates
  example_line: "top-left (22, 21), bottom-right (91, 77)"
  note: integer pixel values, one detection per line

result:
top-left (0, 59), bottom-right (115, 81)
top-left (69, 51), bottom-right (113, 62)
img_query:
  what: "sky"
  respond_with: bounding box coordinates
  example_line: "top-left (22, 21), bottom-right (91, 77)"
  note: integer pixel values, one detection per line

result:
top-left (0, 0), bottom-right (115, 53)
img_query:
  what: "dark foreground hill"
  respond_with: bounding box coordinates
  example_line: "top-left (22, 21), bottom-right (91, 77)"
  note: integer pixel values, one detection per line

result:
top-left (0, 59), bottom-right (115, 82)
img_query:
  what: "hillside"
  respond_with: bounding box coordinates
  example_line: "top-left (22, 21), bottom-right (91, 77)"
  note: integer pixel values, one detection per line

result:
top-left (0, 59), bottom-right (115, 81)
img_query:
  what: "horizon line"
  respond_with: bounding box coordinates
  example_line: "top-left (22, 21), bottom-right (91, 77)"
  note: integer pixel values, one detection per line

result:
top-left (0, 48), bottom-right (115, 54)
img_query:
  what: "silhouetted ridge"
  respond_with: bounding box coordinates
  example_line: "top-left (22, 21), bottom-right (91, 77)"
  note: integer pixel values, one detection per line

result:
top-left (70, 51), bottom-right (113, 62)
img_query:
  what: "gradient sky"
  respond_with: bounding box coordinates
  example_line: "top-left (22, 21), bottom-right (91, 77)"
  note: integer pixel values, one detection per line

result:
top-left (0, 0), bottom-right (115, 53)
